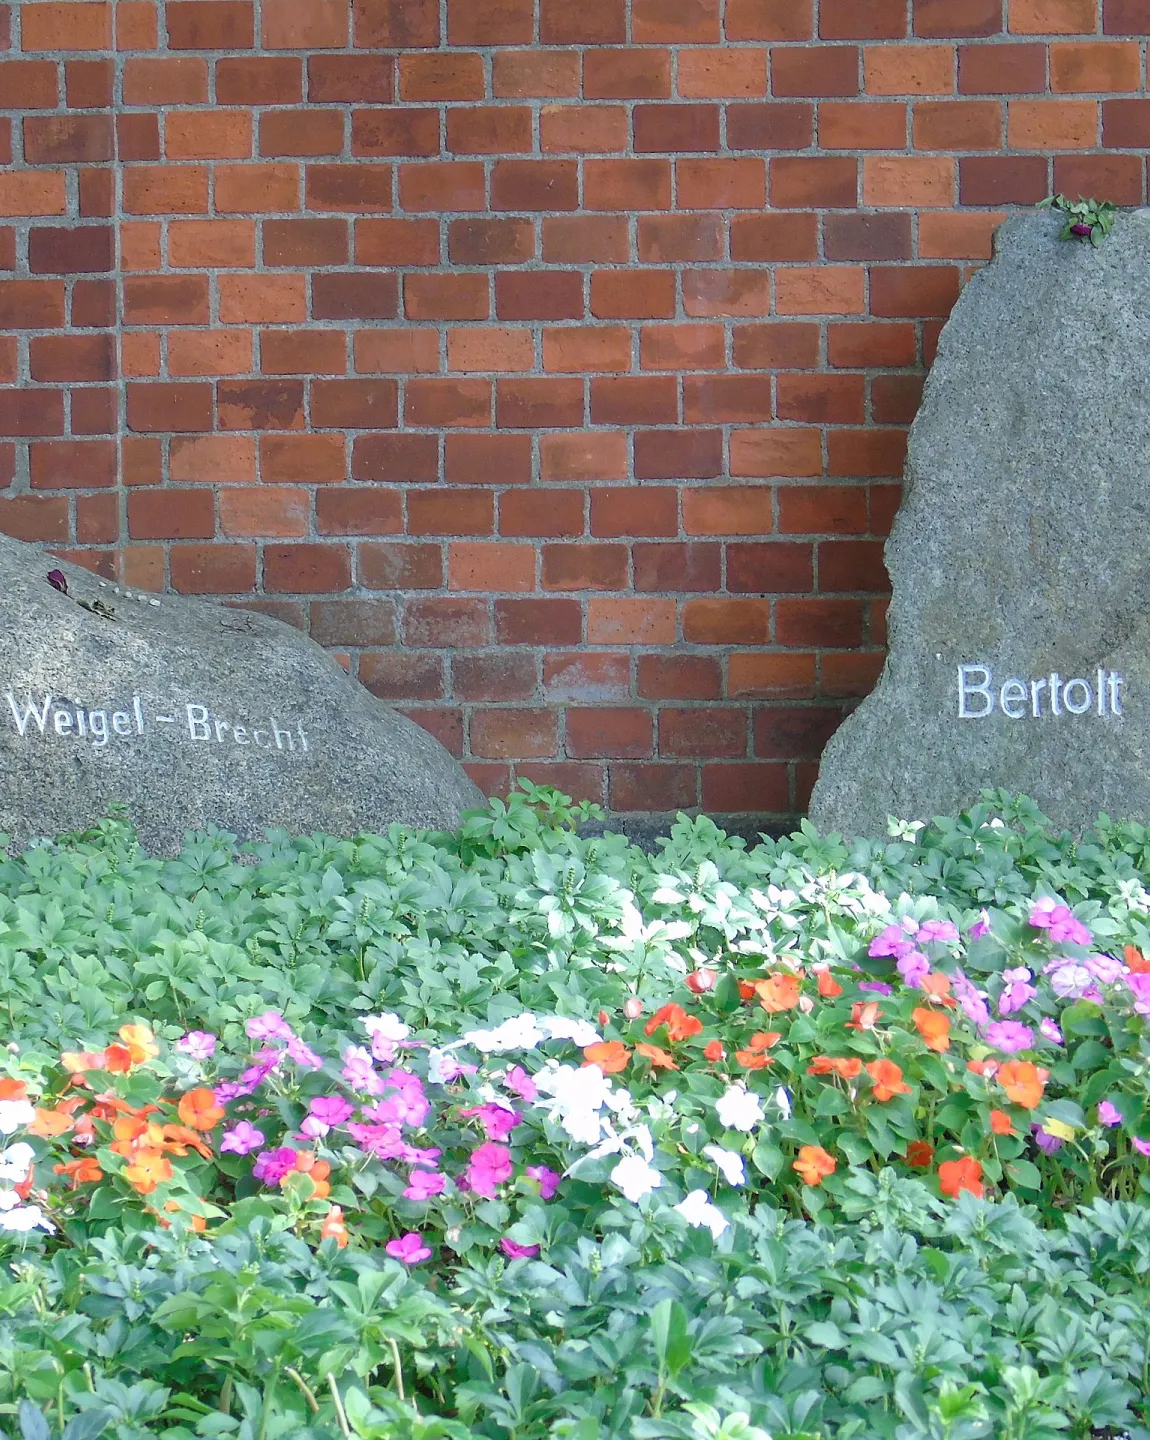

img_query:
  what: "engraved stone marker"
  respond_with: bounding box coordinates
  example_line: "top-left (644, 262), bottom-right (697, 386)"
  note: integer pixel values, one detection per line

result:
top-left (811, 212), bottom-right (1150, 837)
top-left (0, 532), bottom-right (482, 851)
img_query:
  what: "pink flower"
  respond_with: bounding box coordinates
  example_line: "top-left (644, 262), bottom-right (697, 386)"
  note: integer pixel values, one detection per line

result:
top-left (967, 911), bottom-right (991, 940)
top-left (1126, 974), bottom-right (1150, 1017)
top-left (953, 969), bottom-right (990, 1027)
top-left (386, 1232), bottom-right (432, 1265)
top-left (870, 925), bottom-right (915, 960)
top-left (466, 1142), bottom-right (512, 1199)
top-left (247, 1011), bottom-right (293, 1043)
top-left (500, 1237), bottom-right (540, 1259)
top-left (403, 1170), bottom-right (447, 1201)
top-left (220, 1121), bottom-right (266, 1156)
top-left (1086, 953), bottom-right (1125, 985)
top-left (859, 980), bottom-right (893, 995)
top-left (460, 1103), bottom-right (522, 1141)
top-left (1132, 1137), bottom-right (1150, 1157)
top-left (347, 1122), bottom-right (408, 1160)
top-left (918, 920), bottom-right (959, 944)
top-left (1032, 1124), bottom-right (1063, 1156)
top-left (984, 1021), bottom-right (1034, 1054)
top-left (1029, 898), bottom-right (1091, 948)
top-left (177, 1031), bottom-right (216, 1060)
top-left (1098, 1101), bottom-right (1122, 1127)
top-left (896, 950), bottom-right (931, 988)
top-left (526, 1165), bottom-right (561, 1200)
top-left (286, 1035), bottom-right (322, 1069)
top-left (252, 1147), bottom-right (298, 1184)
top-left (504, 1066), bottom-right (538, 1102)
top-left (341, 1046), bottom-right (384, 1095)
top-left (1039, 1017), bottom-right (1063, 1045)
top-left (997, 968), bottom-right (1036, 1017)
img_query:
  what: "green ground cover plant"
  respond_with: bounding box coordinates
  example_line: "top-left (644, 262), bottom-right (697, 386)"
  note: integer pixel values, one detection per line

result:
top-left (0, 788), bottom-right (1148, 1439)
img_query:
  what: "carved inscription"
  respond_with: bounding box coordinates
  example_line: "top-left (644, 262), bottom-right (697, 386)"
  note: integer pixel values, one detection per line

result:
top-left (5, 692), bottom-right (309, 753)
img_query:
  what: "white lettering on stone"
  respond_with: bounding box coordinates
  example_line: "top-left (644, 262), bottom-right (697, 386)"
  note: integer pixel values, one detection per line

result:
top-left (956, 664), bottom-right (1125, 719)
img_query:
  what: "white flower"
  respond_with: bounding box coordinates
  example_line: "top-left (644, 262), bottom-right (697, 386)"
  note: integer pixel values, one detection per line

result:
top-left (774, 1086), bottom-right (792, 1120)
top-left (538, 1016), bottom-right (601, 1048)
top-left (0, 1204), bottom-right (52, 1233)
top-left (463, 1014), bottom-right (543, 1054)
top-left (675, 1188), bottom-right (729, 1240)
top-left (715, 1086), bottom-right (763, 1134)
top-left (702, 1144), bottom-right (746, 1187)
top-left (610, 1155), bottom-right (662, 1204)
top-left (534, 1063), bottom-right (609, 1145)
top-left (360, 1012), bottom-right (410, 1042)
top-left (0, 1101), bottom-right (34, 1136)
top-left (0, 1189), bottom-right (20, 1211)
top-left (0, 1144), bottom-right (34, 1183)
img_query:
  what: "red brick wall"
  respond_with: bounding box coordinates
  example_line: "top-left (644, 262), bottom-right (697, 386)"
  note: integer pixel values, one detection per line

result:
top-left (1, 0), bottom-right (1145, 828)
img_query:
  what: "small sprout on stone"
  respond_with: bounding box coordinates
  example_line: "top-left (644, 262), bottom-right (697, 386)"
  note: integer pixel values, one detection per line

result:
top-left (1040, 193), bottom-right (1116, 248)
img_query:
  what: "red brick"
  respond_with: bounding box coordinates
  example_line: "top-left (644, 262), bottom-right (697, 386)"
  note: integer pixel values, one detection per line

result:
top-left (500, 488), bottom-right (585, 536)
top-left (448, 0), bottom-right (534, 44)
top-left (591, 376), bottom-right (677, 425)
top-left (494, 51), bottom-right (582, 97)
top-left (634, 541), bottom-right (722, 592)
top-left (0, 496), bottom-right (69, 542)
top-left (633, 104), bottom-right (720, 152)
top-left (819, 537), bottom-right (891, 590)
top-left (403, 707), bottom-right (463, 755)
top-left (216, 56), bottom-right (302, 103)
top-left (726, 541), bottom-right (813, 592)
top-left (703, 763), bottom-right (788, 812)
top-left (72, 389), bottom-right (117, 437)
top-left (959, 41), bottom-right (1046, 92)
top-left (677, 156), bottom-right (767, 208)
top-left (71, 278), bottom-right (116, 326)
top-left (587, 597), bottom-right (676, 644)
top-left (362, 653), bottom-right (445, 701)
top-left (353, 0), bottom-right (440, 45)
top-left (610, 762), bottom-right (696, 810)
top-left (399, 162), bottom-right (487, 211)
top-left (959, 155), bottom-right (1049, 203)
top-left (126, 382), bottom-right (213, 433)
top-left (21, 2), bottom-right (112, 49)
top-left (450, 218), bottom-right (535, 264)
top-left (497, 272), bottom-right (584, 322)
top-left (681, 599), bottom-right (769, 644)
top-left (637, 653), bottom-right (721, 699)
top-left (731, 322), bottom-right (820, 369)
top-left (449, 540), bottom-right (535, 590)
top-left (308, 54), bottom-right (393, 102)
top-left (492, 161), bottom-right (580, 211)
top-left (916, 0), bottom-right (1003, 35)
top-left (128, 488), bottom-right (215, 541)
top-left (312, 379), bottom-right (399, 429)
top-left (216, 379), bottom-right (305, 430)
top-left (448, 327), bottom-right (534, 373)
top-left (357, 327), bottom-right (440, 374)
top-left (353, 434), bottom-right (439, 482)
top-left (171, 543), bottom-right (258, 595)
top-left (123, 274), bottom-right (210, 327)
top-left (683, 486), bottom-right (773, 535)
top-left (358, 540), bottom-right (443, 588)
top-left (540, 432), bottom-right (629, 481)
top-left (1105, 0), bottom-right (1150, 32)
top-left (684, 267), bottom-right (779, 313)
top-left (169, 435), bottom-right (256, 483)
top-left (776, 373), bottom-right (865, 424)
top-left (872, 375), bottom-right (925, 424)
top-left (684, 375), bottom-right (773, 423)
top-left (635, 0), bottom-right (720, 40)
top-left (356, 218), bottom-right (441, 265)
top-left (777, 484), bottom-right (867, 533)
top-left (773, 45), bottom-right (860, 96)
top-left (118, 115), bottom-right (162, 163)
top-left (1104, 98), bottom-right (1150, 146)
top-left (770, 155), bottom-right (857, 207)
top-left (678, 48), bottom-right (768, 97)
top-left (403, 273), bottom-right (488, 321)
top-left (542, 542), bottom-right (628, 589)
top-left (776, 597), bottom-right (865, 645)
top-left (545, 653), bottom-right (632, 703)
top-left (591, 486), bottom-right (678, 537)
top-left (315, 488), bottom-right (402, 535)
top-left (169, 219), bottom-right (256, 268)
top-left (822, 0), bottom-right (907, 36)
top-left (400, 53), bottom-right (486, 102)
top-left (496, 597), bottom-right (582, 644)
top-left (637, 215), bottom-right (722, 263)
top-left (472, 708), bottom-right (558, 759)
top-left (454, 653), bottom-right (537, 704)
top-left (871, 265), bottom-right (961, 317)
top-left (24, 116), bottom-right (113, 164)
top-left (497, 378), bottom-right (584, 428)
top-left (827, 429), bottom-right (908, 477)
top-left (263, 0), bottom-right (348, 47)
top-left (590, 270), bottom-right (676, 319)
top-left (539, 0), bottom-right (626, 42)
top-left (825, 213), bottom-right (912, 262)
top-left (633, 430), bottom-right (723, 480)
top-left (449, 105), bottom-right (534, 154)
top-left (408, 488), bottom-right (495, 534)
top-left (220, 486), bottom-right (310, 538)
top-left (660, 707), bottom-right (746, 757)
top-left (351, 108), bottom-right (439, 158)
top-left (728, 653), bottom-right (816, 699)
top-left (544, 216), bottom-right (631, 262)
top-left (0, 275), bottom-right (69, 331)
top-left (567, 707), bottom-right (652, 758)
top-left (260, 433), bottom-right (346, 483)
top-left (584, 49), bottom-right (673, 99)
top-left (641, 323), bottom-right (726, 370)
top-left (1054, 152), bottom-right (1143, 204)
top-left (584, 157), bottom-right (672, 210)
top-left (0, 62), bottom-right (59, 108)
top-left (265, 543), bottom-right (351, 593)
top-left (406, 378), bottom-right (491, 427)
top-left (29, 439), bottom-right (117, 489)
top-left (167, 2), bottom-right (254, 48)
top-left (727, 100), bottom-right (815, 149)
top-left (754, 706), bottom-right (843, 758)
top-left (260, 109), bottom-right (343, 159)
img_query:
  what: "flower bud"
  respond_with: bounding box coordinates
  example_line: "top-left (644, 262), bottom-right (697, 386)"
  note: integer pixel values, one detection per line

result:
top-left (598, 1010), bottom-right (610, 1028)
top-left (623, 997), bottom-right (644, 1020)
top-left (685, 968), bottom-right (717, 994)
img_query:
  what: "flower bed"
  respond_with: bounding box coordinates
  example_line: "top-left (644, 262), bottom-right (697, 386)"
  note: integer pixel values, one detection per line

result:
top-left (0, 789), bottom-right (1149, 1438)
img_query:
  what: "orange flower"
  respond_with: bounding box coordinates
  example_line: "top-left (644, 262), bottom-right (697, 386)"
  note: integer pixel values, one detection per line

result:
top-left (748, 1031), bottom-right (781, 1051)
top-left (756, 973), bottom-right (802, 1014)
top-left (938, 1156), bottom-right (983, 1199)
top-left (905, 1139), bottom-right (934, 1168)
top-left (845, 1001), bottom-right (882, 1032)
top-left (110, 1116), bottom-right (166, 1158)
top-left (123, 1148), bottom-right (173, 1195)
top-left (989, 1108), bottom-right (1014, 1136)
top-left (918, 972), bottom-right (957, 1007)
top-left (60, 1051), bottom-right (105, 1075)
top-left (162, 1199), bottom-right (206, 1233)
top-left (161, 1123), bottom-right (213, 1160)
top-left (807, 1055), bottom-right (862, 1080)
top-left (734, 1050), bottom-right (773, 1070)
top-left (913, 1007), bottom-right (951, 1052)
top-left (53, 1156), bottom-right (103, 1188)
top-left (644, 1004), bottom-right (703, 1042)
top-left (815, 968), bottom-right (844, 999)
top-left (89, 1094), bottom-right (161, 1122)
top-left (737, 980), bottom-right (760, 1002)
top-left (28, 1106), bottom-right (73, 1138)
top-left (793, 1145), bottom-right (836, 1187)
top-left (866, 1058), bottom-right (910, 1102)
top-left (997, 1060), bottom-right (1044, 1109)
top-left (636, 1042), bottom-right (679, 1070)
top-left (177, 1087), bottom-right (225, 1132)
top-left (703, 1040), bottom-right (725, 1062)
top-left (966, 1057), bottom-right (998, 1077)
top-left (582, 1041), bottom-right (630, 1074)
top-left (0, 1079), bottom-right (27, 1101)
top-left (1126, 944), bottom-right (1150, 974)
top-left (118, 1023), bottom-right (159, 1065)
top-left (288, 1152), bottom-right (332, 1199)
top-left (320, 1205), bottom-right (349, 1248)
top-left (102, 1044), bottom-right (135, 1074)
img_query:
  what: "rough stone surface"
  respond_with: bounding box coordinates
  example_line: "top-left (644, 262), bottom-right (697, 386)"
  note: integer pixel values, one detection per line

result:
top-left (811, 211), bottom-right (1150, 838)
top-left (0, 533), bottom-right (483, 851)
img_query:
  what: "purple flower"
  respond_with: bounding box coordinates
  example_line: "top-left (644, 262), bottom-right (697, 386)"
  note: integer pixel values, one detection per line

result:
top-left (386, 1231), bottom-right (432, 1265)
top-left (952, 969), bottom-right (990, 1028)
top-left (919, 920), bottom-right (959, 945)
top-left (967, 911), bottom-right (991, 940)
top-left (1039, 1017), bottom-right (1063, 1045)
top-left (1098, 1101), bottom-right (1122, 1127)
top-left (347, 1122), bottom-right (408, 1160)
top-left (286, 1035), bottom-right (323, 1070)
top-left (998, 967), bottom-right (1037, 1017)
top-left (526, 1165), bottom-right (561, 1200)
top-left (403, 1169), bottom-right (447, 1201)
top-left (247, 1011), bottom-right (293, 1043)
top-left (1070, 221), bottom-right (1093, 237)
top-left (1131, 1137), bottom-right (1150, 1157)
top-left (46, 569), bottom-right (68, 595)
top-left (504, 1066), bottom-right (538, 1102)
top-left (984, 1020), bottom-right (1034, 1055)
top-left (500, 1237), bottom-right (540, 1259)
top-left (363, 1070), bottom-right (429, 1128)
top-left (1086, 953), bottom-right (1126, 986)
top-left (896, 950), bottom-right (931, 988)
top-left (1048, 960), bottom-right (1094, 1000)
top-left (1029, 898), bottom-right (1092, 948)
top-left (1126, 973), bottom-right (1150, 1017)
top-left (309, 1095), bottom-right (354, 1128)
top-left (1033, 1124), bottom-right (1064, 1156)
top-left (466, 1141), bottom-right (512, 1199)
top-left (177, 1031), bottom-right (216, 1061)
top-left (859, 981), bottom-right (893, 996)
top-left (220, 1120), bottom-right (266, 1156)
top-left (342, 1046), bottom-right (384, 1095)
top-left (406, 1144), bottom-right (442, 1168)
top-left (460, 1103), bottom-right (522, 1141)
top-left (870, 924), bottom-right (915, 960)
top-left (252, 1147), bottom-right (298, 1184)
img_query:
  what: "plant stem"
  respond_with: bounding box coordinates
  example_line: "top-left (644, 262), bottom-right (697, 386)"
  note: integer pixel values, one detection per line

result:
top-left (285, 1367), bottom-right (320, 1414)
top-left (328, 1373), bottom-right (352, 1438)
top-left (388, 1337), bottom-right (405, 1401)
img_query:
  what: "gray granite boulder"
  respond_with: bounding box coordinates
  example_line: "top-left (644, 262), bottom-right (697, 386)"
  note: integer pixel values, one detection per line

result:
top-left (811, 211), bottom-right (1150, 838)
top-left (0, 533), bottom-right (482, 851)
